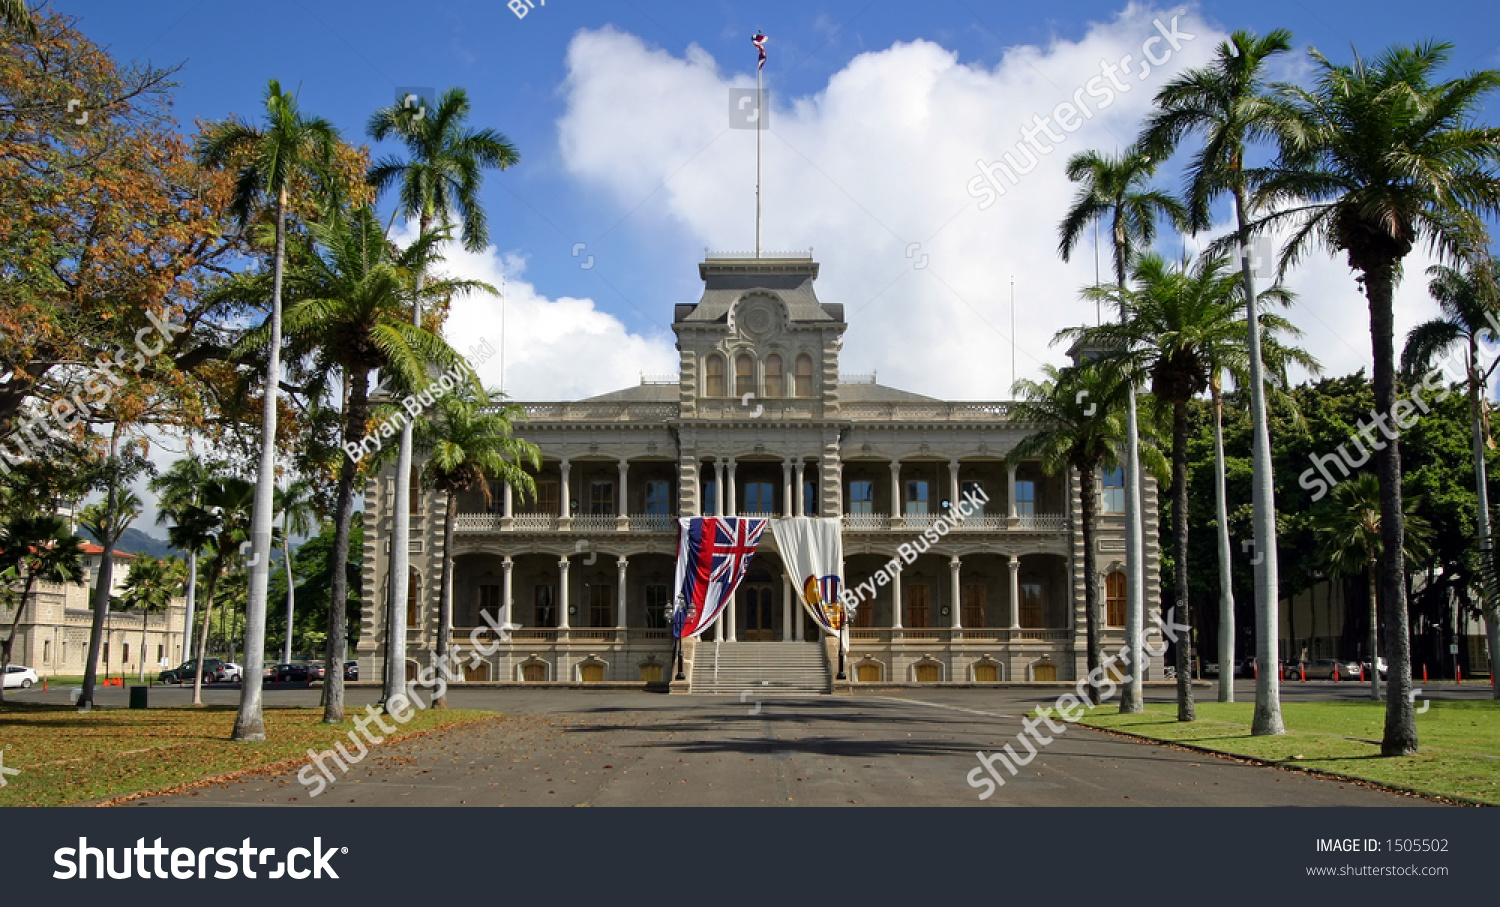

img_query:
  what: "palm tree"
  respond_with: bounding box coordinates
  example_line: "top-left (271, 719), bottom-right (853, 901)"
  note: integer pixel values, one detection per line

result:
top-left (1010, 364), bottom-right (1131, 704)
top-left (414, 389), bottom-right (538, 707)
top-left (259, 203), bottom-right (490, 723)
top-left (1312, 473), bottom-right (1433, 699)
top-left (0, 516), bottom-right (85, 702)
top-left (1254, 43), bottom-right (1500, 755)
top-left (368, 87), bottom-right (519, 704)
top-left (1059, 148), bottom-right (1188, 712)
top-left (2, 0), bottom-right (37, 39)
top-left (150, 455), bottom-right (216, 679)
top-left (167, 477), bottom-right (255, 706)
top-left (120, 556), bottom-right (186, 682)
top-left (196, 79), bottom-right (341, 742)
top-left (274, 478), bottom-right (318, 664)
top-left (1139, 28), bottom-right (1298, 734)
top-left (1065, 253), bottom-right (1318, 718)
top-left (1403, 258), bottom-right (1500, 699)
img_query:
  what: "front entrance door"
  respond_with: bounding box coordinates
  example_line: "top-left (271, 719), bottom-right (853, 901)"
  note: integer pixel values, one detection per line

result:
top-left (742, 583), bottom-right (775, 641)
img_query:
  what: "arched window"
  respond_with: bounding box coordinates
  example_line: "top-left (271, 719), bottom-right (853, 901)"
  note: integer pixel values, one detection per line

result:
top-left (794, 354), bottom-right (814, 397)
top-left (407, 568), bottom-right (420, 626)
top-left (705, 354), bottom-right (725, 397)
top-left (764, 354), bottom-right (785, 397)
top-left (1106, 571), bottom-right (1126, 627)
top-left (734, 354), bottom-right (755, 398)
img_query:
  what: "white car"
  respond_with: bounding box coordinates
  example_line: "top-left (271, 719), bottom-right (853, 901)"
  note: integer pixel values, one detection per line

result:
top-left (215, 662), bottom-right (242, 683)
top-left (3, 664), bottom-right (39, 689)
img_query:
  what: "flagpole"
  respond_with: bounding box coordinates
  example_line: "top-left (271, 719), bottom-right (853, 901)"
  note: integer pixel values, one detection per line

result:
top-left (755, 61), bottom-right (762, 259)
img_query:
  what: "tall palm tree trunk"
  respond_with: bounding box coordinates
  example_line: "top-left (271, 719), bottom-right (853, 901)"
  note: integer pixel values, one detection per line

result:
top-left (1364, 259), bottom-right (1418, 755)
top-left (283, 533), bottom-right (296, 664)
top-left (233, 188), bottom-right (288, 742)
top-left (183, 552), bottom-right (197, 668)
top-left (1173, 400), bottom-right (1196, 721)
top-left (1212, 382), bottom-right (1235, 702)
top-left (139, 613), bottom-right (148, 683)
top-left (1367, 563), bottom-right (1380, 700)
top-left (1079, 462), bottom-right (1105, 704)
top-left (1467, 339), bottom-right (1500, 699)
top-left (1113, 227), bottom-right (1146, 714)
top-left (191, 566), bottom-right (222, 707)
top-left (434, 490), bottom-right (457, 709)
top-left (78, 430), bottom-right (120, 712)
top-left (1236, 187), bottom-right (1285, 736)
top-left (384, 213), bottom-right (432, 706)
top-left (323, 371), bottom-right (370, 724)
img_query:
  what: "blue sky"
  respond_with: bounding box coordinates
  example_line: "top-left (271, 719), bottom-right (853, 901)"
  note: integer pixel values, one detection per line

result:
top-left (56, 0), bottom-right (1500, 409)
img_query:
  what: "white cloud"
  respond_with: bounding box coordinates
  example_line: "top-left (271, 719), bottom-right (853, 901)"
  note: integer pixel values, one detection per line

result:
top-left (405, 226), bottom-right (678, 400)
top-left (555, 7), bottom-right (1451, 399)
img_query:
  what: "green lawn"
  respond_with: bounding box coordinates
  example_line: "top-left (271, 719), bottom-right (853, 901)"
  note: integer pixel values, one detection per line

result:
top-left (0, 702), bottom-right (497, 807)
top-left (1075, 700), bottom-right (1500, 805)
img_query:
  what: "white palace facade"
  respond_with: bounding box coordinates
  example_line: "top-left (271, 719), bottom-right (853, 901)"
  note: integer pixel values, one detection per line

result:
top-left (358, 253), bottom-right (1164, 690)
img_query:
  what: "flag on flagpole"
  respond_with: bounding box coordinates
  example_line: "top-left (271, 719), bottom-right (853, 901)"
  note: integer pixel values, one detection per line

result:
top-left (770, 517), bottom-right (848, 643)
top-left (752, 31), bottom-right (767, 70)
top-left (671, 517), bottom-right (768, 639)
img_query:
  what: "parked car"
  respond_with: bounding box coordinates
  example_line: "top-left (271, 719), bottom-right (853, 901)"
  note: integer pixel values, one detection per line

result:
top-left (3, 664), bottom-right (38, 689)
top-left (303, 662), bottom-right (325, 682)
top-left (215, 662), bottom-right (242, 683)
top-left (1361, 657), bottom-right (1389, 679)
top-left (344, 661), bottom-right (358, 681)
top-left (1293, 658), bottom-right (1361, 680)
top-left (273, 663), bottom-right (309, 682)
top-left (159, 658), bottom-right (223, 685)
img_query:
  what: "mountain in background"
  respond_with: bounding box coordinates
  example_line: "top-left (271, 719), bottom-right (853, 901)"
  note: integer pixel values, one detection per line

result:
top-left (80, 526), bottom-right (180, 559)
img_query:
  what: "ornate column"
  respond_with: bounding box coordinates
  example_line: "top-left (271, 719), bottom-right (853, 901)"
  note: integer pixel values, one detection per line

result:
top-left (616, 556), bottom-right (628, 628)
top-left (500, 556), bottom-right (513, 629)
top-left (782, 458), bottom-right (795, 518)
top-left (726, 457), bottom-right (738, 516)
top-left (616, 459), bottom-right (630, 531)
top-left (949, 459), bottom-right (961, 514)
top-left (559, 459), bottom-right (572, 531)
top-left (726, 589), bottom-right (738, 642)
top-left (1006, 460), bottom-right (1019, 528)
top-left (950, 555), bottom-right (963, 630)
top-left (794, 460), bottom-right (805, 517)
top-left (500, 481), bottom-right (514, 531)
top-left (1008, 554), bottom-right (1021, 629)
top-left (890, 560), bottom-right (903, 630)
top-left (558, 556), bottom-right (571, 629)
top-left (782, 574), bottom-right (794, 641)
top-left (714, 458), bottom-right (726, 517)
top-left (889, 460), bottom-right (903, 530)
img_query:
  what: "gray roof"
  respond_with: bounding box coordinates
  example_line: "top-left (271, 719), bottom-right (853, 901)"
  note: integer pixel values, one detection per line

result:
top-left (675, 258), bottom-right (843, 324)
top-left (576, 383), bottom-right (679, 403)
top-left (837, 382), bottom-right (942, 403)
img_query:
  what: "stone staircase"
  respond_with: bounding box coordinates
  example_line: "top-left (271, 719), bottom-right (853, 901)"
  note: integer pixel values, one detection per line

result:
top-left (690, 641), bottom-right (831, 694)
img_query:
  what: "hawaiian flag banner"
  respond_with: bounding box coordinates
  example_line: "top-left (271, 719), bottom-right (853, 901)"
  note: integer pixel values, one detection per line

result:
top-left (752, 32), bottom-right (767, 70)
top-left (769, 517), bottom-right (847, 638)
top-left (671, 517), bottom-right (768, 639)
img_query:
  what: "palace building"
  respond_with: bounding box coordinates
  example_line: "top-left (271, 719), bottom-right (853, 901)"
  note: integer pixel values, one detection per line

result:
top-left (358, 253), bottom-right (1164, 690)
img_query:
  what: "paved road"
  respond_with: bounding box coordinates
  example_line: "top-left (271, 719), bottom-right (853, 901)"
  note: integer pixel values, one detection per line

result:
top-left (108, 687), bottom-right (1440, 807)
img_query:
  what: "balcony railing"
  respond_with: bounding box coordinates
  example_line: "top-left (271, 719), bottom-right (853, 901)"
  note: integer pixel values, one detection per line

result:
top-left (455, 513), bottom-right (503, 533)
top-left (570, 514), bottom-right (616, 532)
top-left (1014, 514), bottom-right (1067, 532)
top-left (847, 627), bottom-right (1070, 642)
top-left (839, 401), bottom-right (1012, 421)
top-left (843, 513), bottom-right (891, 532)
top-left (519, 402), bottom-right (677, 422)
top-left (513, 513), bottom-right (558, 532)
top-left (628, 514), bottom-right (676, 532)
